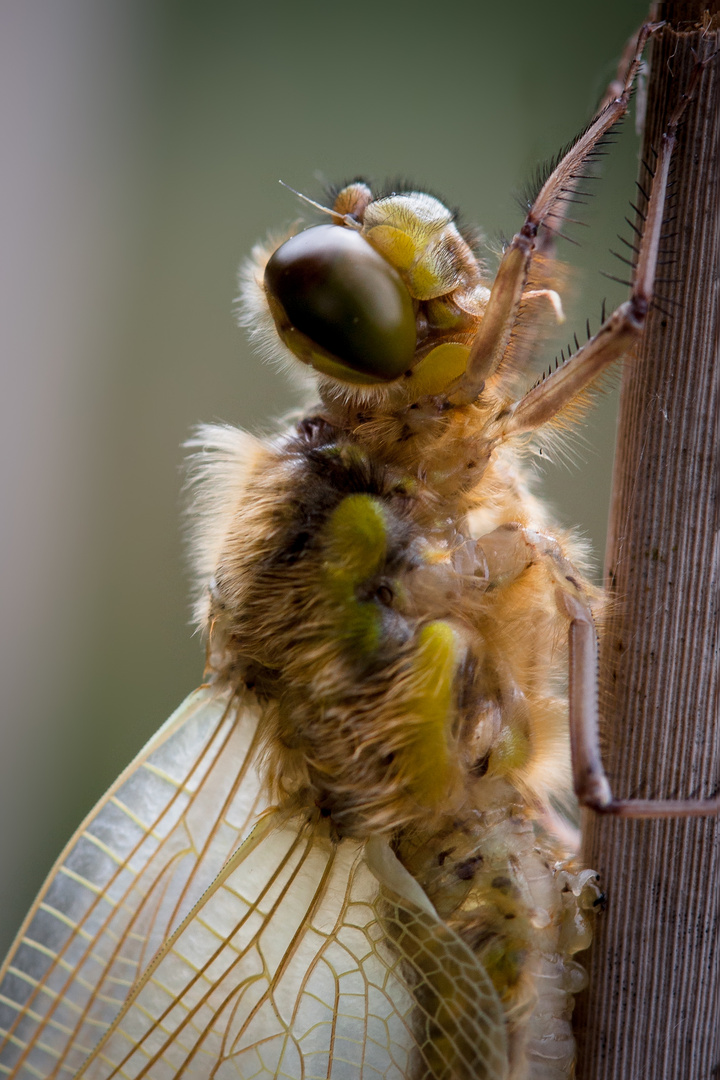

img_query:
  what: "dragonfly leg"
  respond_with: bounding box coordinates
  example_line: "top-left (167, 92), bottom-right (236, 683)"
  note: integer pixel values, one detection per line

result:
top-left (446, 22), bottom-right (660, 406)
top-left (476, 525), bottom-right (720, 819)
top-left (498, 22), bottom-right (656, 389)
top-left (497, 47), bottom-right (712, 438)
top-left (556, 584), bottom-right (720, 819)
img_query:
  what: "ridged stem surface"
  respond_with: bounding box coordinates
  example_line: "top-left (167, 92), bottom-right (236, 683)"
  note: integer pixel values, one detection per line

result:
top-left (576, 11), bottom-right (719, 1080)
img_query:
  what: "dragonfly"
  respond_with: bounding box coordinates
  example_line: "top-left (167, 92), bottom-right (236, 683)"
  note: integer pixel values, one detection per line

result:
top-left (1, 21), bottom-right (714, 1080)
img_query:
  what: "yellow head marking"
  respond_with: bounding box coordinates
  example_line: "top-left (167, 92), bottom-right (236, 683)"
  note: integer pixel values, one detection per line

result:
top-left (405, 342), bottom-right (471, 397)
top-left (364, 192), bottom-right (466, 300)
top-left (365, 225), bottom-right (417, 272)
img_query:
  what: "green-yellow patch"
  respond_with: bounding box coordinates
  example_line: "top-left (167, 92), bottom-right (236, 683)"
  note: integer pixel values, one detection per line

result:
top-left (323, 494), bottom-right (388, 655)
top-left (406, 342), bottom-right (470, 397)
top-left (402, 621), bottom-right (458, 806)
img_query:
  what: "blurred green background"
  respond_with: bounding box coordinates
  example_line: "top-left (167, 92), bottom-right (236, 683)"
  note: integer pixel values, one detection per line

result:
top-left (0, 0), bottom-right (648, 953)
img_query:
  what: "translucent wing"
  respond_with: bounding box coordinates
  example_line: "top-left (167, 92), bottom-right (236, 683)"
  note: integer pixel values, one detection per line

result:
top-left (75, 815), bottom-right (508, 1080)
top-left (0, 685), bottom-right (267, 1080)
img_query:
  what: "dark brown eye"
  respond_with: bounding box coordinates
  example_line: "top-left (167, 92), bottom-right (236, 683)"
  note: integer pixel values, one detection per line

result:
top-left (264, 224), bottom-right (417, 383)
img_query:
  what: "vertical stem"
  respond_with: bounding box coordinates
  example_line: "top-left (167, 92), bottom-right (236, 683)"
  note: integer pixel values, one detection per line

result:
top-left (576, 10), bottom-right (719, 1080)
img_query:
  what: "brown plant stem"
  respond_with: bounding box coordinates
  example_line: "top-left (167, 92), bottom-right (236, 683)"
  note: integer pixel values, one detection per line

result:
top-left (576, 8), bottom-right (719, 1080)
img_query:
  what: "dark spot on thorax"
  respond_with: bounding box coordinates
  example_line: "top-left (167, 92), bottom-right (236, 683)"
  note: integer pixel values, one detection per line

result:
top-left (456, 855), bottom-right (483, 881)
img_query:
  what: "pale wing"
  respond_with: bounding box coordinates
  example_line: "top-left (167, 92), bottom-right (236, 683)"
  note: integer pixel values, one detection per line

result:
top-left (76, 815), bottom-right (508, 1080)
top-left (0, 684), bottom-right (267, 1080)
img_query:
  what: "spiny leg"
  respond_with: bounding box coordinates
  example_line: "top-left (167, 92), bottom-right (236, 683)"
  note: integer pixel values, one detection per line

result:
top-left (495, 51), bottom-right (712, 439)
top-left (494, 22), bottom-right (655, 390)
top-left (596, 21), bottom-right (653, 117)
top-left (446, 22), bottom-right (660, 406)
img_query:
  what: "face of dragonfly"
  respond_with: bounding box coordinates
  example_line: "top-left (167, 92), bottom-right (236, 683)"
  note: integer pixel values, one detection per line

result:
top-left (242, 181), bottom-right (513, 414)
top-left (260, 183), bottom-right (490, 397)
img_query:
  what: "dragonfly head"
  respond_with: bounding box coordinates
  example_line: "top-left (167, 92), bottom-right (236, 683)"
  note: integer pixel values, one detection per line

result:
top-left (251, 182), bottom-right (491, 400)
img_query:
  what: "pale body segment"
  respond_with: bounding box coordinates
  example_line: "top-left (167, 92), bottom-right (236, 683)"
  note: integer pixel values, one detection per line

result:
top-left (2, 22), bottom-right (712, 1080)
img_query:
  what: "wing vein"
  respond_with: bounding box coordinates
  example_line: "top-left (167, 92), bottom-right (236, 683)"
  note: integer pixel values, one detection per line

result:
top-left (0, 689), bottom-right (238, 1078)
top-left (85, 822), bottom-right (314, 1078)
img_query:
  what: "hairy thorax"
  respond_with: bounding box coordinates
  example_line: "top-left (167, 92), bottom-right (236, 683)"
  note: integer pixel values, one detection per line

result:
top-left (202, 408), bottom-right (560, 830)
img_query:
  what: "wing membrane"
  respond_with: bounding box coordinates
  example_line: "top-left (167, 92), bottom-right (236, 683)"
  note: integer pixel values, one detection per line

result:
top-left (76, 816), bottom-right (508, 1080)
top-left (0, 686), bottom-right (267, 1080)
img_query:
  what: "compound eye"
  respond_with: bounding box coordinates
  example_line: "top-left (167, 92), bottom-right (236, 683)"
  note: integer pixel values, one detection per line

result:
top-left (264, 224), bottom-right (417, 383)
